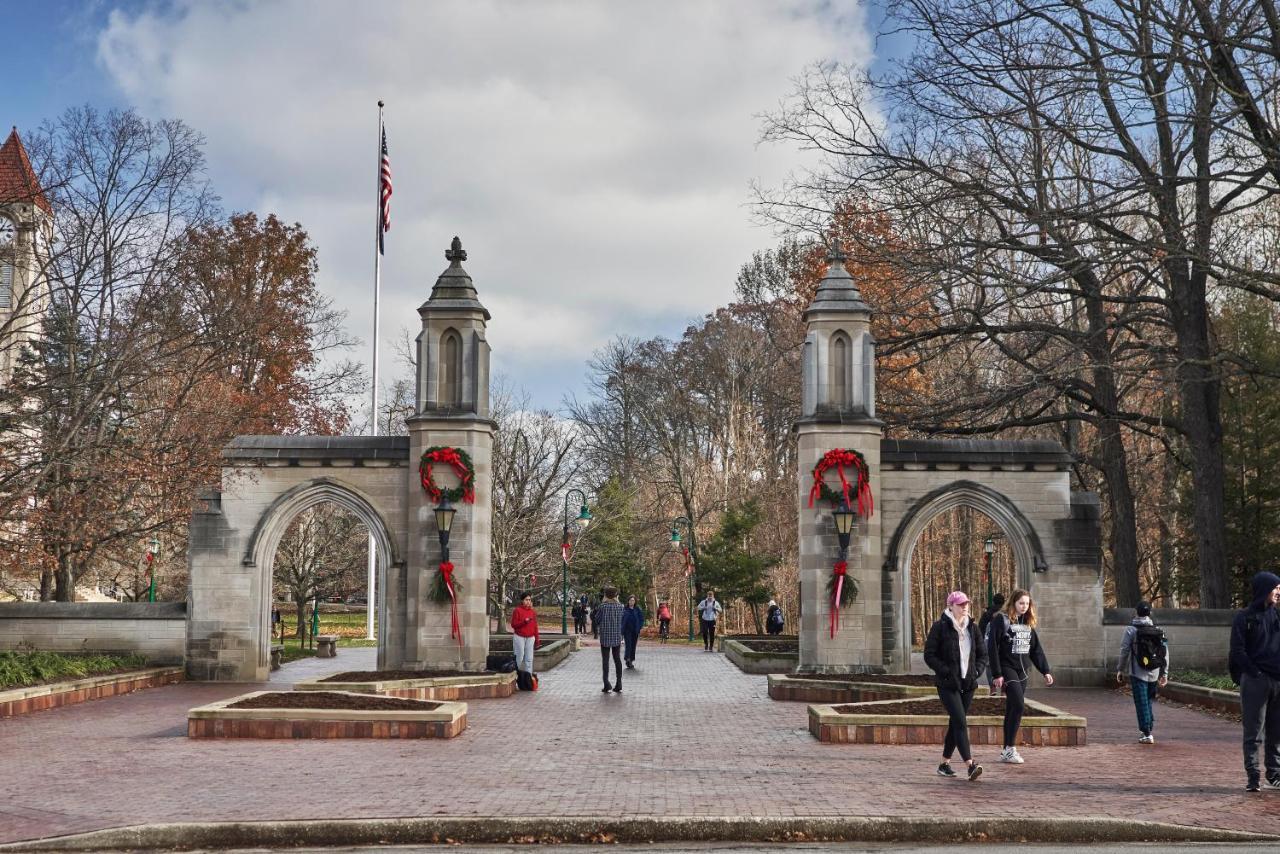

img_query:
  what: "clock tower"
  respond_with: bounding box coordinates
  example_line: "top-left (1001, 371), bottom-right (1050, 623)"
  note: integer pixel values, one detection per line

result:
top-left (0, 127), bottom-right (52, 385)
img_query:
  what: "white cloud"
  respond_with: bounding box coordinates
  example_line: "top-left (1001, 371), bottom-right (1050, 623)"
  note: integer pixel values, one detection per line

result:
top-left (96, 0), bottom-right (870, 410)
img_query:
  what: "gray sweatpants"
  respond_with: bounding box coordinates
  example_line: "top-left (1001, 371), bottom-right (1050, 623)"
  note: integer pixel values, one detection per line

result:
top-left (1241, 671), bottom-right (1280, 782)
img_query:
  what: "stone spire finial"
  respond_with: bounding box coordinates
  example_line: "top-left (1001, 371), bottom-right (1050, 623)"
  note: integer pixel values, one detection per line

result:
top-left (826, 238), bottom-right (848, 264)
top-left (446, 236), bottom-right (467, 265)
top-left (805, 236), bottom-right (869, 318)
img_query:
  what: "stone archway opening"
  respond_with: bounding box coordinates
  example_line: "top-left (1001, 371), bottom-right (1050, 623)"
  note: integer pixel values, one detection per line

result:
top-left (242, 477), bottom-right (401, 675)
top-left (906, 506), bottom-right (1017, 650)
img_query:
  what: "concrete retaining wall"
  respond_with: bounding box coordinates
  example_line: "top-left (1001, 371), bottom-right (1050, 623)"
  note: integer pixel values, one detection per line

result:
top-left (1103, 608), bottom-right (1232, 675)
top-left (0, 602), bottom-right (187, 664)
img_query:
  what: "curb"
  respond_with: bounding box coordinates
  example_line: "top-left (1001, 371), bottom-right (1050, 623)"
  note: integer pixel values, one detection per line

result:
top-left (1, 815), bottom-right (1275, 851)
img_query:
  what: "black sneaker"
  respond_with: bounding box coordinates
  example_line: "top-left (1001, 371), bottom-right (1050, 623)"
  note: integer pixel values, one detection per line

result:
top-left (602, 683), bottom-right (611, 693)
top-left (936, 762), bottom-right (957, 778)
top-left (613, 685), bottom-right (622, 693)
top-left (1246, 778), bottom-right (1261, 792)
top-left (1266, 778), bottom-right (1280, 790)
top-left (967, 762), bottom-right (983, 782)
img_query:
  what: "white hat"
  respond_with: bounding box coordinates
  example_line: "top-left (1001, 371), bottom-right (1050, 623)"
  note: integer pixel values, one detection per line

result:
top-left (767, 599), bottom-right (777, 607)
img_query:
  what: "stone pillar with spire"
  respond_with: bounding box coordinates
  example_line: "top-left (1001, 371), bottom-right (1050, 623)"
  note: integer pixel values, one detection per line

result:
top-left (404, 237), bottom-right (494, 670)
top-left (795, 242), bottom-right (886, 673)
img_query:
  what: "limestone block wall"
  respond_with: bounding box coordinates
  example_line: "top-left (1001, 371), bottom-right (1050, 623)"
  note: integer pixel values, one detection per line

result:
top-left (406, 416), bottom-right (493, 671)
top-left (1103, 608), bottom-right (1233, 674)
top-left (187, 437), bottom-right (410, 682)
top-left (0, 602), bottom-right (186, 663)
top-left (796, 421), bottom-right (884, 673)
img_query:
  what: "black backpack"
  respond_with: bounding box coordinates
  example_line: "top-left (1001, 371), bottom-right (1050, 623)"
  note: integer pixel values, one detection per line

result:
top-left (1132, 624), bottom-right (1167, 670)
top-left (769, 609), bottom-right (784, 629)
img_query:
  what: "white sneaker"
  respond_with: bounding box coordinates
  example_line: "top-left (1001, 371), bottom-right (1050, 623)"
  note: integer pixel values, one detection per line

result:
top-left (999, 747), bottom-right (1024, 764)
top-left (1139, 734), bottom-right (1155, 744)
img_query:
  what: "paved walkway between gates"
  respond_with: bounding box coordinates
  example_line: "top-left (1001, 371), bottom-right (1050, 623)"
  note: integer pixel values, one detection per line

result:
top-left (0, 642), bottom-right (1271, 845)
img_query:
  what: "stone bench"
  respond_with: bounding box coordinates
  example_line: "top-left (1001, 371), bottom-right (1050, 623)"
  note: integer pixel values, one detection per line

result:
top-left (315, 635), bottom-right (339, 658)
top-left (270, 644), bottom-right (284, 671)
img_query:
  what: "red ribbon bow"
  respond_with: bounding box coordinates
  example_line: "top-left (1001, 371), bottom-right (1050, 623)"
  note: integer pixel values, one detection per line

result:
top-left (440, 561), bottom-right (462, 646)
top-left (830, 560), bottom-right (848, 639)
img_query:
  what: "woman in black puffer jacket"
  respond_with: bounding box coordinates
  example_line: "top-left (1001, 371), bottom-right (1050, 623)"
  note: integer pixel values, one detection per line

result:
top-left (987, 588), bottom-right (1053, 765)
top-left (923, 590), bottom-right (989, 781)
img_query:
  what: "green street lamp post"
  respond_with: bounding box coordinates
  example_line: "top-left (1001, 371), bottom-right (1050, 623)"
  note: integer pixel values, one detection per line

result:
top-left (983, 536), bottom-right (995, 607)
top-left (145, 536), bottom-right (160, 602)
top-left (561, 489), bottom-right (592, 634)
top-left (669, 516), bottom-right (695, 641)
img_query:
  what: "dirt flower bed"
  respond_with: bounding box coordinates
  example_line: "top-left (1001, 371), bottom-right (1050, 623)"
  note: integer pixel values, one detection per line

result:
top-left (832, 697), bottom-right (1051, 717)
top-left (789, 673), bottom-right (934, 685)
top-left (227, 692), bottom-right (442, 712)
top-left (319, 670), bottom-right (496, 682)
top-left (736, 640), bottom-right (798, 653)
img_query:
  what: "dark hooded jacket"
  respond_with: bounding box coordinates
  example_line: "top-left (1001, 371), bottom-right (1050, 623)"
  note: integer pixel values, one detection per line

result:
top-left (1229, 571), bottom-right (1280, 683)
top-left (923, 611), bottom-right (988, 692)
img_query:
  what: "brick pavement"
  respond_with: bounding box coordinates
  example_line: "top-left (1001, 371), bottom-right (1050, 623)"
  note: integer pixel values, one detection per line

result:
top-left (0, 642), bottom-right (1274, 845)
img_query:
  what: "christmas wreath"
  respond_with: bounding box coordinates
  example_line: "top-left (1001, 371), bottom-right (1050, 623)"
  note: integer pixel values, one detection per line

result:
top-left (427, 561), bottom-right (463, 646)
top-left (807, 448), bottom-right (873, 517)
top-left (419, 446), bottom-right (476, 504)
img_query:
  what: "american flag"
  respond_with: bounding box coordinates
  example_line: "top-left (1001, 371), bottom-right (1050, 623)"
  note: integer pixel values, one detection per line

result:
top-left (378, 126), bottom-right (392, 254)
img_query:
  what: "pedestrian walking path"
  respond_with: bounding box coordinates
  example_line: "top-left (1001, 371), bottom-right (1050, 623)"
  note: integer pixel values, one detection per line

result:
top-left (0, 642), bottom-right (1268, 845)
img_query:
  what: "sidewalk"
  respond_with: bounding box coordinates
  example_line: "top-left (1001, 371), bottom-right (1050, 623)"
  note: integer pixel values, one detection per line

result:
top-left (0, 642), bottom-right (1271, 846)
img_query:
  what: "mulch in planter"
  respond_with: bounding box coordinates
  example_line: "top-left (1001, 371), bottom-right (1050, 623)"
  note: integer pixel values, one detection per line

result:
top-left (737, 640), bottom-right (799, 653)
top-left (832, 698), bottom-right (1052, 717)
top-left (228, 692), bottom-right (441, 712)
top-left (789, 673), bottom-right (935, 685)
top-left (320, 670), bottom-right (497, 682)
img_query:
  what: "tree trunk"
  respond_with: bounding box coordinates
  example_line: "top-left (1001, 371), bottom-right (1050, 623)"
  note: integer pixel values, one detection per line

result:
top-left (295, 601), bottom-right (306, 640)
top-left (53, 556), bottom-right (74, 602)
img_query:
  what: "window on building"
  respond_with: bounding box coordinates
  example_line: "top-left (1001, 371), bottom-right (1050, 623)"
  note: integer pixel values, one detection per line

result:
top-left (439, 329), bottom-right (462, 407)
top-left (0, 259), bottom-right (12, 311)
top-left (831, 332), bottom-right (849, 408)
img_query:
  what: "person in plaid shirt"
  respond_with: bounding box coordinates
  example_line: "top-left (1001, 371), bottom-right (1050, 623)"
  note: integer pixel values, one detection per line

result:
top-left (595, 586), bottom-right (626, 693)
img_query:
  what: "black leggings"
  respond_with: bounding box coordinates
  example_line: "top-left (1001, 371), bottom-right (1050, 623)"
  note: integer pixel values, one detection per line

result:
top-left (601, 645), bottom-right (622, 687)
top-left (1002, 676), bottom-right (1026, 748)
top-left (938, 685), bottom-right (975, 762)
top-left (701, 618), bottom-right (717, 649)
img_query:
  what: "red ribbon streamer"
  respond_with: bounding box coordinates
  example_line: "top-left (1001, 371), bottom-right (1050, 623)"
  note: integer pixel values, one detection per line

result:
top-left (830, 561), bottom-right (848, 639)
top-left (440, 561), bottom-right (462, 646)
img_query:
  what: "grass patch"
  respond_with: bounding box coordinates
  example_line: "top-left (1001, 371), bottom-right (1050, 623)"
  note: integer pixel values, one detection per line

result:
top-left (1174, 669), bottom-right (1236, 691)
top-left (273, 633), bottom-right (378, 665)
top-left (0, 651), bottom-right (149, 690)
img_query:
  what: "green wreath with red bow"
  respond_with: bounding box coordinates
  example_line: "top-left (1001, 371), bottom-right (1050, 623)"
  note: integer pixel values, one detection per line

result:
top-left (419, 446), bottom-right (476, 504)
top-left (807, 448), bottom-right (873, 517)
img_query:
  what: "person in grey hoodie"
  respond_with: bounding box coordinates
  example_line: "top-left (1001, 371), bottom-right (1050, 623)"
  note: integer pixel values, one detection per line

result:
top-left (1116, 600), bottom-right (1169, 744)
top-left (1230, 571), bottom-right (1280, 791)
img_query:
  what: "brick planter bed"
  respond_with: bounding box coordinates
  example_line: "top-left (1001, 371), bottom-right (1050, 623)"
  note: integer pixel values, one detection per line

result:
top-left (1158, 681), bottom-right (1241, 716)
top-left (769, 672), bottom-right (989, 704)
top-left (808, 696), bottom-right (1085, 745)
top-left (187, 690), bottom-right (467, 739)
top-left (293, 669), bottom-right (516, 701)
top-left (723, 639), bottom-right (798, 674)
top-left (0, 667), bottom-right (183, 718)
top-left (488, 637), bottom-right (573, 670)
top-left (716, 633), bottom-right (796, 652)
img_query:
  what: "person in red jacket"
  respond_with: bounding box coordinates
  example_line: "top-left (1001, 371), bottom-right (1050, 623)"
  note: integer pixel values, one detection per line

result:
top-left (510, 592), bottom-right (540, 677)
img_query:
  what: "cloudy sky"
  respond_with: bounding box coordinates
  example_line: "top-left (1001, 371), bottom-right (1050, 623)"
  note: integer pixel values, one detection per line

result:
top-left (5, 1), bottom-right (879, 413)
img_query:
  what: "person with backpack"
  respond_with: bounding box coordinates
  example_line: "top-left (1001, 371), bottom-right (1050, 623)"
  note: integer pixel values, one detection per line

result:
top-left (622, 595), bottom-right (645, 668)
top-left (657, 601), bottom-right (672, 642)
top-left (988, 589), bottom-right (1053, 764)
top-left (572, 601), bottom-right (586, 635)
top-left (766, 600), bottom-right (785, 635)
top-left (979, 593), bottom-right (1006, 697)
top-left (509, 591), bottom-right (540, 690)
top-left (595, 587), bottom-right (626, 693)
top-left (1116, 600), bottom-right (1169, 744)
top-left (923, 590), bottom-right (988, 781)
top-left (696, 590), bottom-right (724, 651)
top-left (1229, 571), bottom-right (1280, 791)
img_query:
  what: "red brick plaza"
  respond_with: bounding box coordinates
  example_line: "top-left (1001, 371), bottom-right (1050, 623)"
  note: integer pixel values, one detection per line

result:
top-left (0, 641), bottom-right (1269, 846)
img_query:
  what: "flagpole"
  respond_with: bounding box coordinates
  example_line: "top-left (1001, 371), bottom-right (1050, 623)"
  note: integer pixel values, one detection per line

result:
top-left (366, 100), bottom-right (384, 642)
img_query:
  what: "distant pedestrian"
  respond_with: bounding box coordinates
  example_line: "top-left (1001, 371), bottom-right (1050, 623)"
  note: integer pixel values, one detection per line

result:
top-left (766, 599), bottom-right (785, 635)
top-left (978, 593), bottom-right (1006, 696)
top-left (595, 587), bottom-right (626, 693)
top-left (923, 590), bottom-right (988, 781)
top-left (509, 592), bottom-right (539, 680)
top-left (1116, 599), bottom-right (1169, 744)
top-left (1229, 571), bottom-right (1280, 792)
top-left (657, 601), bottom-right (672, 642)
top-left (622, 595), bottom-right (645, 668)
top-left (572, 601), bottom-right (586, 634)
top-left (591, 598), bottom-right (601, 639)
top-left (988, 589), bottom-right (1053, 764)
top-left (696, 590), bottom-right (723, 651)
